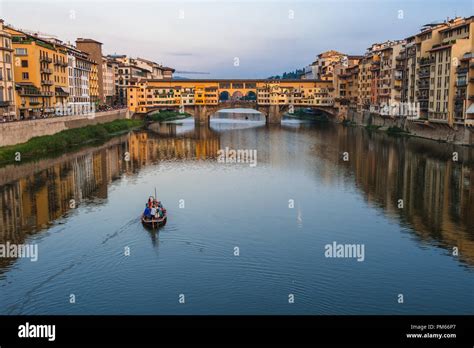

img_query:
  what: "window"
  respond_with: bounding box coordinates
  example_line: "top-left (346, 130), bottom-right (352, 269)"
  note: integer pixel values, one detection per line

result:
top-left (22, 72), bottom-right (29, 80)
top-left (6, 69), bottom-right (11, 81)
top-left (5, 54), bottom-right (11, 64)
top-left (15, 48), bottom-right (28, 56)
top-left (21, 60), bottom-right (28, 68)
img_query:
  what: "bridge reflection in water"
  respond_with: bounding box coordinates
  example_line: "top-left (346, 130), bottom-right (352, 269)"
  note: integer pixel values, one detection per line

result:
top-left (0, 122), bottom-right (473, 273)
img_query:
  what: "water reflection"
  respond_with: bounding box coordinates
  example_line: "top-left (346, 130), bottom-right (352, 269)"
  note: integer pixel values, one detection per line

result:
top-left (0, 122), bottom-right (473, 272)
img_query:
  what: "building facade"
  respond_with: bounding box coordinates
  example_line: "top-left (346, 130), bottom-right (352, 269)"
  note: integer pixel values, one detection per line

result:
top-left (76, 38), bottom-right (104, 103)
top-left (67, 45), bottom-right (93, 114)
top-left (127, 79), bottom-right (333, 114)
top-left (6, 26), bottom-right (69, 119)
top-left (0, 19), bottom-right (16, 120)
top-left (102, 57), bottom-right (116, 105)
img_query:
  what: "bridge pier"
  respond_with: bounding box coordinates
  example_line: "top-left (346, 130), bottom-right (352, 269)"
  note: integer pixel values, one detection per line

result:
top-left (266, 105), bottom-right (283, 124)
top-left (194, 105), bottom-right (210, 126)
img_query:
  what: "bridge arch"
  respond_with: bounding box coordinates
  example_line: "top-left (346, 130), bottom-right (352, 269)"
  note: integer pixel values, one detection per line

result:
top-left (244, 91), bottom-right (257, 101)
top-left (231, 91), bottom-right (243, 101)
top-left (219, 91), bottom-right (230, 101)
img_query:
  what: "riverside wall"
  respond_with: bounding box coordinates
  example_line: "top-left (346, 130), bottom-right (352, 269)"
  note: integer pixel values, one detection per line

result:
top-left (347, 110), bottom-right (474, 146)
top-left (0, 109), bottom-right (130, 147)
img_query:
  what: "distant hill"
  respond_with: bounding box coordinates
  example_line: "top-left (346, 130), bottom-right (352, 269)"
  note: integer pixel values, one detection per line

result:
top-left (172, 76), bottom-right (190, 80)
top-left (268, 69), bottom-right (304, 80)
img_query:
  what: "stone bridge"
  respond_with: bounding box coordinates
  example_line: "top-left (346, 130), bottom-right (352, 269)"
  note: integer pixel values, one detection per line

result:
top-left (145, 101), bottom-right (335, 125)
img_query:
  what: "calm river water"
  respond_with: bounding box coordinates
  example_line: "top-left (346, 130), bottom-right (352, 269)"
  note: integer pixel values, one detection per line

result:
top-left (0, 116), bottom-right (473, 314)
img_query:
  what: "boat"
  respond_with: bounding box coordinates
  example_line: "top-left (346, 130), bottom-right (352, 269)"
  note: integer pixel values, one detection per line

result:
top-left (142, 192), bottom-right (167, 228)
top-left (141, 212), bottom-right (167, 228)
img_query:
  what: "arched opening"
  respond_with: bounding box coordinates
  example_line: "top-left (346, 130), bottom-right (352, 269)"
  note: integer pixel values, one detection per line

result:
top-left (211, 106), bottom-right (265, 123)
top-left (243, 91), bottom-right (256, 101)
top-left (219, 91), bottom-right (230, 101)
top-left (231, 91), bottom-right (243, 101)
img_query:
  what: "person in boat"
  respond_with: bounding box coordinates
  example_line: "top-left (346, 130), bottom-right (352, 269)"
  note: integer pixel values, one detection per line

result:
top-left (157, 206), bottom-right (164, 218)
top-left (148, 197), bottom-right (154, 209)
top-left (143, 204), bottom-right (152, 220)
top-left (150, 204), bottom-right (157, 220)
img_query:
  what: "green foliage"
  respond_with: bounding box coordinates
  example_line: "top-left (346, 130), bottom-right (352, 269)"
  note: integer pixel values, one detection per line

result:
top-left (386, 126), bottom-right (407, 135)
top-left (0, 119), bottom-right (143, 166)
top-left (147, 110), bottom-right (191, 122)
top-left (268, 69), bottom-right (304, 80)
top-left (365, 124), bottom-right (382, 131)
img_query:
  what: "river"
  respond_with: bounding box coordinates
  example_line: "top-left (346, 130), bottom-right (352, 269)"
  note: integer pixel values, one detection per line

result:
top-left (0, 116), bottom-right (473, 314)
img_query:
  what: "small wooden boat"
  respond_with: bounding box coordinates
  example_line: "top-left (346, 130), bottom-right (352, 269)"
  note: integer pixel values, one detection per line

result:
top-left (141, 212), bottom-right (167, 228)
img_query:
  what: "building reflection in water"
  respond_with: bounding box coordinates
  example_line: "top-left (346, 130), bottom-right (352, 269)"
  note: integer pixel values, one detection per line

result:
top-left (0, 126), bottom-right (220, 263)
top-left (0, 122), bottom-right (473, 268)
top-left (306, 125), bottom-right (474, 265)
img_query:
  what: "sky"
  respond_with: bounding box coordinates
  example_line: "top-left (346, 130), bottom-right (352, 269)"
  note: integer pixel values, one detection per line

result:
top-left (0, 0), bottom-right (473, 78)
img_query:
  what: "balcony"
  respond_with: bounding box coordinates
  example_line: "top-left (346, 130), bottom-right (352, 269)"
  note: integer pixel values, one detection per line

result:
top-left (456, 80), bottom-right (467, 87)
top-left (456, 67), bottom-right (468, 74)
top-left (41, 68), bottom-right (52, 74)
top-left (419, 71), bottom-right (430, 78)
top-left (41, 80), bottom-right (53, 85)
top-left (40, 56), bottom-right (52, 63)
top-left (0, 101), bottom-right (11, 107)
top-left (419, 57), bottom-right (434, 66)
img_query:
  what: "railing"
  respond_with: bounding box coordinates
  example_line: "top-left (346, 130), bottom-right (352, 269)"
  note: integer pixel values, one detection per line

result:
top-left (41, 68), bottom-right (52, 74)
top-left (41, 80), bottom-right (53, 85)
top-left (0, 101), bottom-right (11, 107)
top-left (18, 89), bottom-right (42, 96)
top-left (40, 56), bottom-right (52, 63)
top-left (419, 57), bottom-right (434, 66)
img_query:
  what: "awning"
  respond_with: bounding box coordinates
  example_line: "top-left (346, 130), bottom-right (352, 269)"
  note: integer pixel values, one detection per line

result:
top-left (467, 103), bottom-right (474, 114)
top-left (55, 87), bottom-right (69, 95)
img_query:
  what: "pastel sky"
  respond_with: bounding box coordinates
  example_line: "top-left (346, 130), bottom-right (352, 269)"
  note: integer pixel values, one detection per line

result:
top-left (0, 0), bottom-right (472, 78)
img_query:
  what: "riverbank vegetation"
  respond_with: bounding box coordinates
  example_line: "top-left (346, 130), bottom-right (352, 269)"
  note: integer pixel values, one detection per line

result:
top-left (147, 110), bottom-right (191, 122)
top-left (285, 109), bottom-right (329, 122)
top-left (0, 119), bottom-right (143, 166)
top-left (365, 124), bottom-right (382, 131)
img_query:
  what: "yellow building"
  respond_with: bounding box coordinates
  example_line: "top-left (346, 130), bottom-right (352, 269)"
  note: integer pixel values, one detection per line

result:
top-left (5, 26), bottom-right (69, 119)
top-left (89, 61), bottom-right (99, 103)
top-left (427, 17), bottom-right (473, 124)
top-left (397, 16), bottom-right (474, 124)
top-left (127, 79), bottom-right (333, 114)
